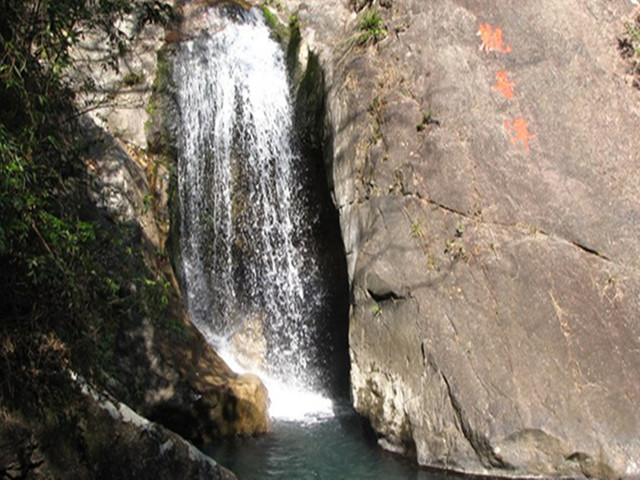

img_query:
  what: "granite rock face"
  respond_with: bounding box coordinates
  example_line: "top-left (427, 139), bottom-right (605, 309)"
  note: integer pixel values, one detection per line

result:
top-left (280, 0), bottom-right (640, 477)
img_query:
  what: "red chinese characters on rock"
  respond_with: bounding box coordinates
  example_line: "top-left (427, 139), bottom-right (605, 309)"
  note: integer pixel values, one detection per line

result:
top-left (504, 117), bottom-right (535, 150)
top-left (478, 23), bottom-right (512, 54)
top-left (492, 70), bottom-right (516, 99)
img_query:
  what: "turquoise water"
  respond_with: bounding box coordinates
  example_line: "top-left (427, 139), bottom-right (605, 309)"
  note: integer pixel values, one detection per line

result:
top-left (207, 404), bottom-right (461, 480)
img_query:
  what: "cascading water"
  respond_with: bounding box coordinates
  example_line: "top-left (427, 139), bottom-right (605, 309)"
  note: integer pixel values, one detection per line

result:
top-left (173, 6), bottom-right (335, 421)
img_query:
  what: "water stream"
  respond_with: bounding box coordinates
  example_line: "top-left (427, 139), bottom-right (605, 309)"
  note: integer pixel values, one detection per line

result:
top-left (174, 6), bottom-right (333, 412)
top-left (172, 6), bottom-right (458, 479)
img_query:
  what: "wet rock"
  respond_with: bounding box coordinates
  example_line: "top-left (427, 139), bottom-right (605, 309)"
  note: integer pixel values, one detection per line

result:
top-left (231, 312), bottom-right (268, 371)
top-left (284, 0), bottom-right (640, 477)
top-left (171, 0), bottom-right (255, 41)
top-left (114, 308), bottom-right (270, 443)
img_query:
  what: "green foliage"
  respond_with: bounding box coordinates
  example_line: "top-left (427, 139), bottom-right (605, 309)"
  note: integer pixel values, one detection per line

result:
top-left (286, 12), bottom-right (303, 77)
top-left (371, 304), bottom-right (382, 317)
top-left (141, 193), bottom-right (153, 214)
top-left (260, 4), bottom-right (292, 45)
top-left (625, 17), bottom-right (640, 55)
top-left (416, 111), bottom-right (440, 132)
top-left (358, 9), bottom-right (387, 45)
top-left (261, 6), bottom-right (280, 31)
top-left (0, 0), bottom-right (174, 130)
top-left (410, 222), bottom-right (424, 238)
top-left (289, 14), bottom-right (300, 29)
top-left (140, 276), bottom-right (171, 312)
top-left (263, 0), bottom-right (283, 10)
top-left (123, 71), bottom-right (145, 87)
top-left (0, 0), bottom-right (174, 411)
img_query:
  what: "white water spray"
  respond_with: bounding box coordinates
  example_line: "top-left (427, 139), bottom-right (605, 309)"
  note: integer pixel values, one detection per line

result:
top-left (173, 7), bottom-right (332, 421)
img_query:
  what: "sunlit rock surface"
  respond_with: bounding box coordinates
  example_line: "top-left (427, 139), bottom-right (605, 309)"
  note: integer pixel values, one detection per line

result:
top-left (276, 0), bottom-right (640, 477)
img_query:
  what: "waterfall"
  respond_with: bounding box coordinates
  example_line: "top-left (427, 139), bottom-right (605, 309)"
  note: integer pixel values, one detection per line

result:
top-left (173, 7), bottom-right (333, 421)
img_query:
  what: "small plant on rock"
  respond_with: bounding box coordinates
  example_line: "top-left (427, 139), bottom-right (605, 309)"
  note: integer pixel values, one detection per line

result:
top-left (619, 13), bottom-right (640, 88)
top-left (122, 71), bottom-right (144, 87)
top-left (411, 222), bottom-right (424, 238)
top-left (445, 239), bottom-right (468, 262)
top-left (358, 9), bottom-right (387, 45)
top-left (625, 17), bottom-right (640, 54)
top-left (416, 111), bottom-right (440, 131)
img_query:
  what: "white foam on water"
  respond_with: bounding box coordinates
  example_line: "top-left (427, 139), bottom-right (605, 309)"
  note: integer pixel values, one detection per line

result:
top-left (265, 379), bottom-right (334, 424)
top-left (216, 343), bottom-right (334, 424)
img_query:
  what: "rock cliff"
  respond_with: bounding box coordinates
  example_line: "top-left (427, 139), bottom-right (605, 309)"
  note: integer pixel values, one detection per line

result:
top-left (277, 0), bottom-right (640, 477)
